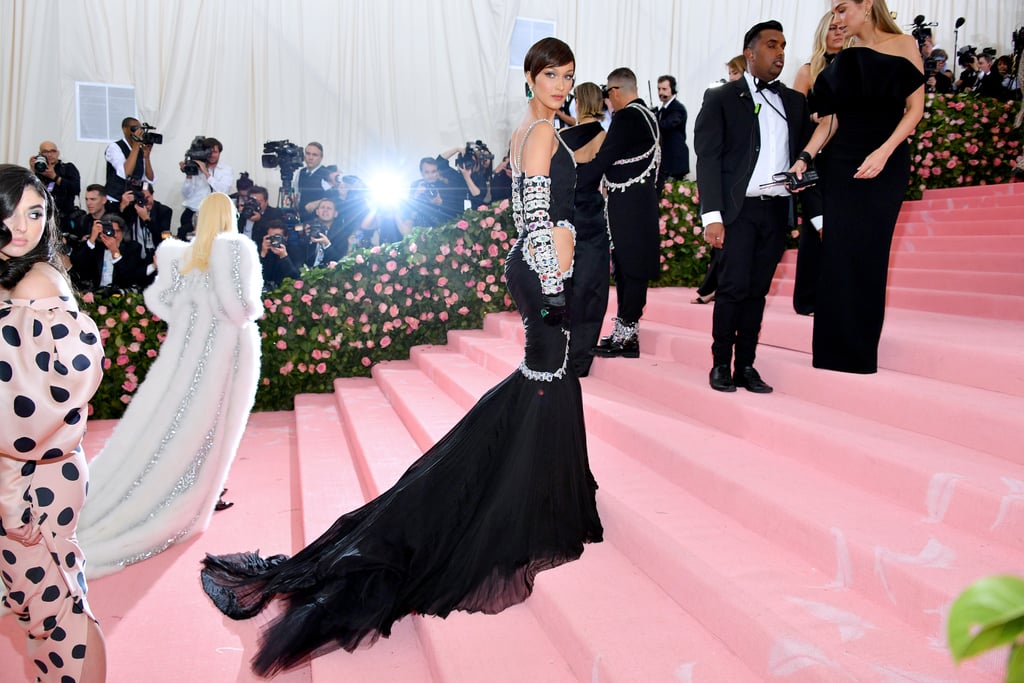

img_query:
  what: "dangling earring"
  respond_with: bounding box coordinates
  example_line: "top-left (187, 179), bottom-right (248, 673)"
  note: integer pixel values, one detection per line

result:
top-left (526, 83), bottom-right (534, 100)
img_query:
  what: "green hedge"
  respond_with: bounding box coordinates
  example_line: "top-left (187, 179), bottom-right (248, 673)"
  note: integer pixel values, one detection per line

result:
top-left (84, 93), bottom-right (1022, 418)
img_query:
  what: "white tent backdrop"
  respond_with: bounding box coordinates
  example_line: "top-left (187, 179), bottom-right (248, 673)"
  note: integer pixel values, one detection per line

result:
top-left (2, 0), bottom-right (1021, 209)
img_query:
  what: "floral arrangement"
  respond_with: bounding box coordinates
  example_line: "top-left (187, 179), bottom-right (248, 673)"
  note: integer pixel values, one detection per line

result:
top-left (80, 94), bottom-right (1021, 418)
top-left (908, 94), bottom-right (1022, 199)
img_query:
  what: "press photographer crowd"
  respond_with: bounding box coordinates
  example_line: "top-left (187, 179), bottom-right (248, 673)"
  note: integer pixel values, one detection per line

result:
top-left (23, 16), bottom-right (1022, 305)
top-left (38, 115), bottom-right (514, 296)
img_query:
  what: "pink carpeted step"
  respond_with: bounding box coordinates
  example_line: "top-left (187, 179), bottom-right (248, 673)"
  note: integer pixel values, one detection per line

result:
top-left (448, 324), bottom-right (1023, 548)
top-left (769, 277), bottom-right (1024, 321)
top-left (781, 248), bottom-right (1024, 273)
top-left (293, 393), bottom-right (434, 683)
top-left (895, 217), bottom-right (1024, 234)
top-left (922, 182), bottom-right (1024, 199)
top-left (404, 345), bottom-right (1005, 680)
top-left (901, 194), bottom-right (1024, 213)
top-left (774, 261), bottom-right (1024, 297)
top-left (891, 234), bottom-right (1024, 252)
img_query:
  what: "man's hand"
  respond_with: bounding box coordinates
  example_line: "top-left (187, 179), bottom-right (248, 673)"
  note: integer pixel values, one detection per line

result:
top-left (99, 232), bottom-right (119, 254)
top-left (704, 222), bottom-right (725, 249)
top-left (89, 220), bottom-right (104, 244)
top-left (135, 204), bottom-right (151, 222)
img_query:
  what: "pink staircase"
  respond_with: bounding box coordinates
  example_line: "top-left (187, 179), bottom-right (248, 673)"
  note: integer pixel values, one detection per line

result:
top-left (2, 184), bottom-right (1020, 682)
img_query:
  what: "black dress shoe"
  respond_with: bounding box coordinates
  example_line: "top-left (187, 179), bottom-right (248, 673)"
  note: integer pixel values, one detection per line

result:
top-left (709, 364), bottom-right (736, 392)
top-left (592, 337), bottom-right (640, 358)
top-left (734, 366), bottom-right (773, 393)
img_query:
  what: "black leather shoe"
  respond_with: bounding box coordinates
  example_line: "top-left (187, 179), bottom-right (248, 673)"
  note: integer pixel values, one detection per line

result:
top-left (215, 488), bottom-right (234, 511)
top-left (709, 364), bottom-right (736, 392)
top-left (734, 366), bottom-right (773, 393)
top-left (592, 337), bottom-right (640, 358)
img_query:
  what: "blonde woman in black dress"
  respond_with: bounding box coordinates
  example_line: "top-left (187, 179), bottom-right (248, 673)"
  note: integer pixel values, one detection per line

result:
top-left (791, 0), bottom-right (924, 373)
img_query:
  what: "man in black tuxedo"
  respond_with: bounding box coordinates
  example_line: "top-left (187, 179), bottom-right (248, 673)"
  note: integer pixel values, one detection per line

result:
top-left (576, 67), bottom-right (661, 362)
top-left (976, 49), bottom-right (1012, 101)
top-left (69, 214), bottom-right (149, 292)
top-left (655, 75), bottom-right (690, 183)
top-left (694, 20), bottom-right (820, 393)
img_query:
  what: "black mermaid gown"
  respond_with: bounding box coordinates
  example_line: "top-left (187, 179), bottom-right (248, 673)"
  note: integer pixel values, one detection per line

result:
top-left (201, 135), bottom-right (603, 677)
top-left (811, 48), bottom-right (924, 373)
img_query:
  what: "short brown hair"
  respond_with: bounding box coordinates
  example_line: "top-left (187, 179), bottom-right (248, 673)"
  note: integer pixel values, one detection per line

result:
top-left (524, 37), bottom-right (574, 81)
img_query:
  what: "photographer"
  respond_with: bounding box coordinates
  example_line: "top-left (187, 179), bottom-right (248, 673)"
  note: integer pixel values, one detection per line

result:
top-left (302, 198), bottom-right (351, 267)
top-left (179, 136), bottom-right (233, 238)
top-left (105, 117), bottom-right (157, 202)
top-left (925, 49), bottom-right (954, 94)
top-left (977, 49), bottom-right (1013, 101)
top-left (30, 141), bottom-right (81, 227)
top-left (237, 185), bottom-right (282, 244)
top-left (119, 181), bottom-right (173, 260)
top-left (405, 156), bottom-right (465, 229)
top-left (490, 153), bottom-right (513, 203)
top-left (442, 141), bottom-right (495, 207)
top-left (956, 49), bottom-right (981, 93)
top-left (69, 214), bottom-right (148, 292)
top-left (259, 220), bottom-right (302, 290)
top-left (296, 142), bottom-right (332, 220)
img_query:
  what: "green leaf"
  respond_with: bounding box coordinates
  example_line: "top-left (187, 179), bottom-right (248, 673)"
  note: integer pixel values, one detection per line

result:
top-left (948, 575), bottom-right (1024, 662)
top-left (1009, 644), bottom-right (1024, 683)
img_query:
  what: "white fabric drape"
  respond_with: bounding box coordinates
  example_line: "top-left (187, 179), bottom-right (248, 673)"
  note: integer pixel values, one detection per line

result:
top-left (2, 0), bottom-right (1021, 209)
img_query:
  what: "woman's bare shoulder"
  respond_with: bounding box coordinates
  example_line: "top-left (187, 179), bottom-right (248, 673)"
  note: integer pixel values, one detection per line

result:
top-left (9, 263), bottom-right (70, 300)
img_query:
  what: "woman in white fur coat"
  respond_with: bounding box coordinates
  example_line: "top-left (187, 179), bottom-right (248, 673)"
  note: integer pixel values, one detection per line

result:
top-left (78, 192), bottom-right (263, 579)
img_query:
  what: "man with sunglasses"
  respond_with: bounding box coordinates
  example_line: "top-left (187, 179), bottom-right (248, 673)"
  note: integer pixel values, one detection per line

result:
top-left (104, 117), bottom-right (157, 203)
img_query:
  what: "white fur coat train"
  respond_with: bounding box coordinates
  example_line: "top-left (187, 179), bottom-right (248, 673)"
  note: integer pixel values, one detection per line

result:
top-left (78, 233), bottom-right (263, 578)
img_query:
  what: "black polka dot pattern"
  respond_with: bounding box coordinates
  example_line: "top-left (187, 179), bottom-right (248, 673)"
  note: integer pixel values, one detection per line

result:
top-left (14, 394), bottom-right (35, 417)
top-left (1, 304), bottom-right (101, 682)
top-left (3, 324), bottom-right (21, 346)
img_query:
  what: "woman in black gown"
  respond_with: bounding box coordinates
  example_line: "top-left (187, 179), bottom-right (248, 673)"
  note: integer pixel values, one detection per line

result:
top-left (790, 0), bottom-right (924, 373)
top-left (200, 37), bottom-right (602, 677)
top-left (560, 82), bottom-right (608, 377)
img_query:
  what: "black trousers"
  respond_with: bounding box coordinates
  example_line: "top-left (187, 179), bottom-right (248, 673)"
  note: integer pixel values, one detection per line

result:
top-left (611, 251), bottom-right (648, 325)
top-left (568, 227), bottom-right (611, 376)
top-left (711, 196), bottom-right (788, 368)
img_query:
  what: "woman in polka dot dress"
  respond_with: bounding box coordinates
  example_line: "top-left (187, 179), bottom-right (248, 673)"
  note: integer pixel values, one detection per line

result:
top-left (0, 164), bottom-right (107, 682)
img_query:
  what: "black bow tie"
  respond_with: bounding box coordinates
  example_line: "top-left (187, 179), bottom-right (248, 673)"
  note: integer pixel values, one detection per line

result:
top-left (755, 79), bottom-right (781, 94)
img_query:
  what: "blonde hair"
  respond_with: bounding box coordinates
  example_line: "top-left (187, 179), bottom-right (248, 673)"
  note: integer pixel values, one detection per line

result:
top-left (573, 82), bottom-right (604, 120)
top-left (182, 192), bottom-right (237, 273)
top-left (845, 0), bottom-right (903, 46)
top-left (726, 55), bottom-right (746, 76)
top-left (808, 12), bottom-right (836, 83)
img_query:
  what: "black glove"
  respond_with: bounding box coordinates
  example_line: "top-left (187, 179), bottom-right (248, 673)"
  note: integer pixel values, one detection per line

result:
top-left (540, 292), bottom-right (566, 326)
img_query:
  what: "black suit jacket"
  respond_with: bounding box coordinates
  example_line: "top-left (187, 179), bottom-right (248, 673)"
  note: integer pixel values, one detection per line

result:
top-left (657, 98), bottom-right (690, 179)
top-left (694, 77), bottom-right (820, 226)
top-left (69, 238), bottom-right (149, 291)
top-left (976, 71), bottom-right (1011, 102)
top-left (39, 160), bottom-right (81, 223)
top-left (576, 98), bottom-right (662, 279)
top-left (120, 201), bottom-right (173, 257)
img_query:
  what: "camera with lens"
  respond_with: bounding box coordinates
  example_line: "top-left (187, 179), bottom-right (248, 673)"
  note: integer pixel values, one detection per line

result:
top-left (239, 196), bottom-right (261, 221)
top-left (309, 221), bottom-right (328, 240)
top-left (456, 140), bottom-right (493, 170)
top-left (280, 208), bottom-right (302, 228)
top-left (125, 177), bottom-right (147, 207)
top-left (131, 122), bottom-right (163, 146)
top-left (181, 136), bottom-right (215, 176)
top-left (759, 170), bottom-right (819, 193)
top-left (99, 219), bottom-right (117, 238)
top-left (268, 234), bottom-right (285, 248)
top-left (262, 140), bottom-right (305, 189)
top-left (33, 155), bottom-right (48, 173)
